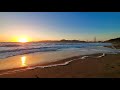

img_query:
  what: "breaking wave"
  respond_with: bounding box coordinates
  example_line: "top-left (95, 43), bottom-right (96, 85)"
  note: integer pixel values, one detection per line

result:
top-left (0, 42), bottom-right (113, 59)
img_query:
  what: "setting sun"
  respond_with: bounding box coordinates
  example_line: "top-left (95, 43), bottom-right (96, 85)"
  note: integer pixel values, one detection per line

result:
top-left (18, 38), bottom-right (28, 43)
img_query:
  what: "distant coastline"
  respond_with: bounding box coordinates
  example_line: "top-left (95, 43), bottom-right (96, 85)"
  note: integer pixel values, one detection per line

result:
top-left (0, 37), bottom-right (120, 43)
top-left (33, 39), bottom-right (104, 43)
top-left (105, 37), bottom-right (120, 49)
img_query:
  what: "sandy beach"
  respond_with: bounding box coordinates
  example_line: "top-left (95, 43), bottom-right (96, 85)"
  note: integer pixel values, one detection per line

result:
top-left (0, 53), bottom-right (120, 78)
top-left (0, 12), bottom-right (120, 78)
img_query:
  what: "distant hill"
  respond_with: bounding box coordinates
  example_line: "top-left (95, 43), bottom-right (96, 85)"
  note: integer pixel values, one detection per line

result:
top-left (106, 37), bottom-right (120, 43)
top-left (60, 39), bottom-right (86, 43)
top-left (37, 39), bottom-right (86, 43)
top-left (105, 37), bottom-right (120, 49)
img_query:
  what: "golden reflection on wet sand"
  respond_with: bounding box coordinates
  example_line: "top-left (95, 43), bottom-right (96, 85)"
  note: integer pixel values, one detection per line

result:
top-left (21, 56), bottom-right (27, 67)
top-left (0, 49), bottom-right (83, 70)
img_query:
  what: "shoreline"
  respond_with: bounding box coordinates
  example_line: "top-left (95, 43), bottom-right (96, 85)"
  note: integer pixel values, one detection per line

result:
top-left (0, 53), bottom-right (103, 76)
top-left (1, 53), bottom-right (120, 78)
top-left (0, 44), bottom-right (119, 78)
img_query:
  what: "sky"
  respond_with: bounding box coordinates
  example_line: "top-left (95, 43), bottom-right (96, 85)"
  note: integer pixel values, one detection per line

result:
top-left (0, 12), bottom-right (120, 42)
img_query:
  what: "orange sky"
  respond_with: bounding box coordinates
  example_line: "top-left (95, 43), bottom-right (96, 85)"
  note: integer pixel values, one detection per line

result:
top-left (0, 12), bottom-right (120, 42)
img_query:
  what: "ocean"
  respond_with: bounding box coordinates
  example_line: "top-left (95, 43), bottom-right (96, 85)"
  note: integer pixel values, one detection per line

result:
top-left (0, 42), bottom-right (117, 59)
top-left (0, 42), bottom-right (119, 71)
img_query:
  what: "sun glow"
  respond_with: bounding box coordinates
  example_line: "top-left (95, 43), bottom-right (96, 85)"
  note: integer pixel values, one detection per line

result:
top-left (18, 38), bottom-right (28, 43)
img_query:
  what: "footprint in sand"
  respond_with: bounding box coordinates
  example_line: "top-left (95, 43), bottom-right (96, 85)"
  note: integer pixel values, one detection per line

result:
top-left (111, 66), bottom-right (115, 68)
top-left (117, 63), bottom-right (120, 66)
top-left (105, 64), bottom-right (116, 71)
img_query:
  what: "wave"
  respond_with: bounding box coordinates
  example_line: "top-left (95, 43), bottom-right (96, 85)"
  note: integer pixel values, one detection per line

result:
top-left (0, 47), bottom-right (61, 59)
top-left (0, 45), bottom-right (21, 47)
top-left (29, 53), bottom-right (107, 69)
top-left (0, 42), bottom-right (114, 59)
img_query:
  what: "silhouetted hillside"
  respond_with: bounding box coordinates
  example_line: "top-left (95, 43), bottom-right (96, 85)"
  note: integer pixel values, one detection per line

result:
top-left (60, 39), bottom-right (86, 43)
top-left (106, 37), bottom-right (120, 43)
top-left (105, 37), bottom-right (120, 49)
top-left (37, 39), bottom-right (87, 43)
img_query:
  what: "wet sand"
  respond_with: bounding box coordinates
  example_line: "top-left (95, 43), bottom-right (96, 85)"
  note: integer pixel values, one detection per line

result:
top-left (0, 53), bottom-right (120, 78)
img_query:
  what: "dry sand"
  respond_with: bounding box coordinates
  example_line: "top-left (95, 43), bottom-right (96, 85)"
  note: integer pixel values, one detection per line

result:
top-left (0, 53), bottom-right (120, 78)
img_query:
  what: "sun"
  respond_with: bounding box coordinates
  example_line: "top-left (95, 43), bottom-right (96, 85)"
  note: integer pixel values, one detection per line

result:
top-left (18, 38), bottom-right (28, 43)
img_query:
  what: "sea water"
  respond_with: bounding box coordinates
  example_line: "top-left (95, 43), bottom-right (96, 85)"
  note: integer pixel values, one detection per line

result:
top-left (0, 42), bottom-right (119, 71)
top-left (0, 42), bottom-right (116, 59)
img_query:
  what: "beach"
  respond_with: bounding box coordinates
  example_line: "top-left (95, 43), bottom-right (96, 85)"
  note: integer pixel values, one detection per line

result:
top-left (0, 12), bottom-right (120, 78)
top-left (0, 53), bottom-right (120, 78)
top-left (0, 42), bottom-right (119, 78)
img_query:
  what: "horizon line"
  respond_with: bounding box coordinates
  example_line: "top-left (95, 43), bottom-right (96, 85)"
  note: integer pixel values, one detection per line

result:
top-left (0, 37), bottom-right (119, 43)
